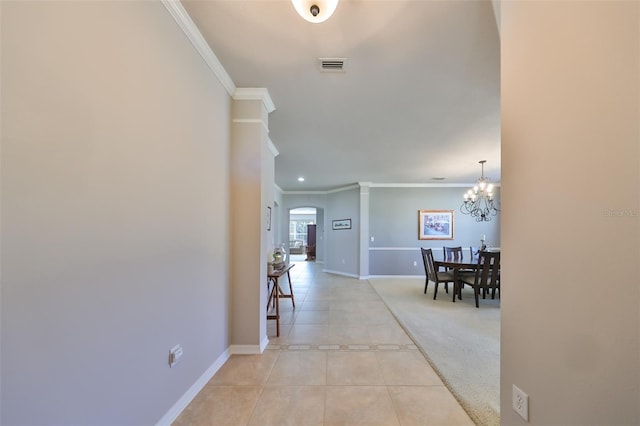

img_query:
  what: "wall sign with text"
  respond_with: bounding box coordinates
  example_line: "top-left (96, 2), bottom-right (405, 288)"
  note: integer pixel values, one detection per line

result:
top-left (332, 219), bottom-right (351, 230)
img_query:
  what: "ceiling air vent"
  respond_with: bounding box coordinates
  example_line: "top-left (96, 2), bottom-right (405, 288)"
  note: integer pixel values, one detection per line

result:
top-left (318, 58), bottom-right (347, 72)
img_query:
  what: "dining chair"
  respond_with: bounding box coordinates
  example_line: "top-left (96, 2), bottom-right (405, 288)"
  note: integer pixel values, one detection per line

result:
top-left (446, 246), bottom-right (480, 278)
top-left (443, 246), bottom-right (463, 261)
top-left (441, 246), bottom-right (464, 273)
top-left (458, 251), bottom-right (501, 308)
top-left (421, 248), bottom-right (455, 300)
top-left (469, 246), bottom-right (479, 257)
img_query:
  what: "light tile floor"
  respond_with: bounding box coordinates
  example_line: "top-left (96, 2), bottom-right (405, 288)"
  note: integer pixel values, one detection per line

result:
top-left (174, 260), bottom-right (474, 426)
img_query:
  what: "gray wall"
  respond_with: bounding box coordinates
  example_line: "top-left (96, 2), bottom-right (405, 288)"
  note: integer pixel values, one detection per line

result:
top-left (369, 186), bottom-right (500, 276)
top-left (281, 185), bottom-right (500, 277)
top-left (1, 2), bottom-right (231, 424)
top-left (325, 188), bottom-right (361, 276)
top-left (501, 1), bottom-right (639, 424)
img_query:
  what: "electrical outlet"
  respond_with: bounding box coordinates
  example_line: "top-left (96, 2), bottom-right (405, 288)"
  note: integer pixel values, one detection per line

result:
top-left (512, 385), bottom-right (529, 421)
top-left (370, 236), bottom-right (374, 242)
top-left (413, 261), bottom-right (417, 266)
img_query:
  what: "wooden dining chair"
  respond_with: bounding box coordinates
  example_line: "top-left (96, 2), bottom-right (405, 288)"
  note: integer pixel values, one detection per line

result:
top-left (446, 246), bottom-right (480, 277)
top-left (441, 246), bottom-right (464, 273)
top-left (421, 248), bottom-right (455, 300)
top-left (458, 251), bottom-right (501, 308)
top-left (443, 246), bottom-right (463, 261)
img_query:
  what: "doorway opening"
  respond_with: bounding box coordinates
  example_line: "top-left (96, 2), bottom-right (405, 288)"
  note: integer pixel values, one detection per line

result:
top-left (289, 207), bottom-right (316, 262)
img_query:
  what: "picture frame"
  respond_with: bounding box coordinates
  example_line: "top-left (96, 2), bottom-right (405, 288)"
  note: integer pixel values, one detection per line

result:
top-left (267, 206), bottom-right (272, 231)
top-left (418, 210), bottom-right (454, 240)
top-left (332, 218), bottom-right (351, 230)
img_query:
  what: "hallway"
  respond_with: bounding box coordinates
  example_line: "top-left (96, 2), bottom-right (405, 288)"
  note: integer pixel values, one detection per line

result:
top-left (173, 261), bottom-right (473, 425)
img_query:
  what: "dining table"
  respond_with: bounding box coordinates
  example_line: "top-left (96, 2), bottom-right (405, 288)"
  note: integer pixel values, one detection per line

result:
top-left (433, 254), bottom-right (479, 302)
top-left (433, 249), bottom-right (500, 303)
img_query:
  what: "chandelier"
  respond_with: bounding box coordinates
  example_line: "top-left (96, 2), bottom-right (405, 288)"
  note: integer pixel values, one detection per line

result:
top-left (460, 160), bottom-right (499, 222)
top-left (292, 0), bottom-right (339, 23)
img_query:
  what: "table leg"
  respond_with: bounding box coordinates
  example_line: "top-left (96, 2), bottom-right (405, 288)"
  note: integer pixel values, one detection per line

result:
top-left (452, 269), bottom-right (458, 302)
top-left (286, 270), bottom-right (295, 308)
top-left (266, 278), bottom-right (280, 337)
top-left (452, 269), bottom-right (463, 302)
top-left (274, 284), bottom-right (279, 336)
top-left (275, 271), bottom-right (295, 308)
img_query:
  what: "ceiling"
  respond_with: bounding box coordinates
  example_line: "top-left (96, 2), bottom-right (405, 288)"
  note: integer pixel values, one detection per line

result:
top-left (181, 0), bottom-right (501, 192)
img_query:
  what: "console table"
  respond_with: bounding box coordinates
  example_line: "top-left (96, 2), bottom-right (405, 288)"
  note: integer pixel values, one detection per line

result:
top-left (266, 263), bottom-right (295, 337)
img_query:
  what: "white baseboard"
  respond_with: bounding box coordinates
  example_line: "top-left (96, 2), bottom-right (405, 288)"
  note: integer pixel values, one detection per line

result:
top-left (260, 335), bottom-right (270, 352)
top-left (156, 339), bottom-right (268, 425)
top-left (156, 348), bottom-right (230, 426)
top-left (368, 275), bottom-right (424, 279)
top-left (229, 344), bottom-right (264, 355)
top-left (322, 268), bottom-right (359, 279)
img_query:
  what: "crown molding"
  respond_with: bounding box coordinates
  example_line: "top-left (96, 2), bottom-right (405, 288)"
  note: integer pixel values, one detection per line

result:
top-left (282, 183), bottom-right (360, 195)
top-left (327, 184), bottom-right (360, 193)
top-left (161, 0), bottom-right (235, 96)
top-left (162, 2), bottom-right (278, 115)
top-left (371, 182), bottom-right (472, 188)
top-left (267, 137), bottom-right (279, 157)
top-left (371, 182), bottom-right (501, 188)
top-left (280, 181), bottom-right (501, 194)
top-left (233, 88), bottom-right (276, 114)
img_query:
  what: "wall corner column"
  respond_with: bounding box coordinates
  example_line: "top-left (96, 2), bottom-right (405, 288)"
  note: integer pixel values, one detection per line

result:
top-left (230, 88), bottom-right (275, 351)
top-left (358, 182), bottom-right (371, 279)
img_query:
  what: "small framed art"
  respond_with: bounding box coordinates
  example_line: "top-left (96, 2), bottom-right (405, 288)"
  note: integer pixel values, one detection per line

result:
top-left (332, 219), bottom-right (351, 230)
top-left (267, 206), bottom-right (272, 231)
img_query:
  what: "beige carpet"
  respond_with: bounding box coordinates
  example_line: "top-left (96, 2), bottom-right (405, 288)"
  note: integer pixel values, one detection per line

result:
top-left (369, 277), bottom-right (500, 426)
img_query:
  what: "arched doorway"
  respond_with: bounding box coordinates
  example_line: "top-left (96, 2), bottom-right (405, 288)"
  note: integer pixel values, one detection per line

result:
top-left (288, 207), bottom-right (316, 262)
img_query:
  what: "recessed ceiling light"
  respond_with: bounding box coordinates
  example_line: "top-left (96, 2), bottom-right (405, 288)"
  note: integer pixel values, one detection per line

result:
top-left (298, 177), bottom-right (305, 182)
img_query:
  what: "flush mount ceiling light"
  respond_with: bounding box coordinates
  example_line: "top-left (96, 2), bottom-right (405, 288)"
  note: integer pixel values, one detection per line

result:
top-left (292, 0), bottom-right (339, 23)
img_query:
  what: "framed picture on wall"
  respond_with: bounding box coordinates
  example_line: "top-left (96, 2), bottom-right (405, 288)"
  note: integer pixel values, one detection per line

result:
top-left (332, 219), bottom-right (351, 230)
top-left (418, 210), bottom-right (454, 240)
top-left (267, 206), bottom-right (272, 231)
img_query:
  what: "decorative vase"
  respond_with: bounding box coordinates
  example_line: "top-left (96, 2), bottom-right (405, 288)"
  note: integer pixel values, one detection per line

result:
top-left (272, 243), bottom-right (287, 268)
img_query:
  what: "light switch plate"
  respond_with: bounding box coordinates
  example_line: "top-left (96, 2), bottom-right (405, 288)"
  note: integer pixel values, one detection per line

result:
top-left (169, 344), bottom-right (183, 368)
